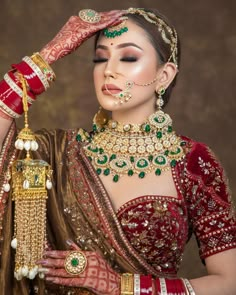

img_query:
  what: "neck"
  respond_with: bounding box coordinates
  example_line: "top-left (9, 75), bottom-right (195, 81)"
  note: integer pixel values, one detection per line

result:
top-left (111, 103), bottom-right (156, 125)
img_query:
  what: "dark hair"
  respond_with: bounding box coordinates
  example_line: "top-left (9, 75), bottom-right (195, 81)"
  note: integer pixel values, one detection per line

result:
top-left (94, 8), bottom-right (181, 108)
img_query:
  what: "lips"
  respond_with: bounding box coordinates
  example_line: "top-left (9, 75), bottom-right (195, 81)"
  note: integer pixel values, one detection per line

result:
top-left (102, 84), bottom-right (122, 91)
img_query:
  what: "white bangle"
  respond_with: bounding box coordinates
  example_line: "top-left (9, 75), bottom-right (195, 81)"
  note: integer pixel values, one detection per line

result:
top-left (4, 73), bottom-right (34, 104)
top-left (159, 277), bottom-right (168, 295)
top-left (182, 279), bottom-right (196, 295)
top-left (134, 274), bottom-right (140, 295)
top-left (23, 56), bottom-right (49, 90)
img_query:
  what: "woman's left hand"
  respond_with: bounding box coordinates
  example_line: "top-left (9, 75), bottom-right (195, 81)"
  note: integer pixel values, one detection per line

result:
top-left (37, 240), bottom-right (120, 295)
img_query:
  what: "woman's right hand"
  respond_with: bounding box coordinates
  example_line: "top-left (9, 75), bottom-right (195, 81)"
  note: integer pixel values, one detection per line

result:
top-left (39, 10), bottom-right (124, 65)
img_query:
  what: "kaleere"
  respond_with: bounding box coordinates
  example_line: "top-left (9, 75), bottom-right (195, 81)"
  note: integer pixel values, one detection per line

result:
top-left (7, 74), bottom-right (52, 280)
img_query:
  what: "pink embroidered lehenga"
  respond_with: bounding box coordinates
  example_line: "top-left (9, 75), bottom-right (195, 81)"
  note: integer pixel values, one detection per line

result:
top-left (0, 124), bottom-right (235, 294)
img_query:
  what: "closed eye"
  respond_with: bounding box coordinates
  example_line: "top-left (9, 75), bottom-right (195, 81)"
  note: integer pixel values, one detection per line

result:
top-left (120, 57), bottom-right (137, 62)
top-left (93, 58), bottom-right (108, 63)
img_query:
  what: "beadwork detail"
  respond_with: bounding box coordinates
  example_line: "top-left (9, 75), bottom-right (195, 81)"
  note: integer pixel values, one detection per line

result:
top-left (81, 110), bottom-right (185, 182)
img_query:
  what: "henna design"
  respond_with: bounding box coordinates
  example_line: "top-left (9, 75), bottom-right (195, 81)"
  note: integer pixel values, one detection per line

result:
top-left (37, 242), bottom-right (120, 295)
top-left (40, 11), bottom-right (124, 64)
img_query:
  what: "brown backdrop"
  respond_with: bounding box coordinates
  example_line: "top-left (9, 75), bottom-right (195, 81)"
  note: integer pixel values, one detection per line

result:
top-left (1, 0), bottom-right (236, 279)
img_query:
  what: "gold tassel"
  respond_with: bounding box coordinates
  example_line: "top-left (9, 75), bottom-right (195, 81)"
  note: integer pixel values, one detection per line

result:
top-left (10, 74), bottom-right (52, 280)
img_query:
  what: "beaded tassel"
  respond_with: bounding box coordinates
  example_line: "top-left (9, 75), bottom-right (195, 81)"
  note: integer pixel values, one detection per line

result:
top-left (10, 74), bottom-right (52, 280)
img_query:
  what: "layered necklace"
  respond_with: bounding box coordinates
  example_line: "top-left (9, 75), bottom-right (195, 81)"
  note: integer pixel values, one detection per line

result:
top-left (77, 110), bottom-right (186, 182)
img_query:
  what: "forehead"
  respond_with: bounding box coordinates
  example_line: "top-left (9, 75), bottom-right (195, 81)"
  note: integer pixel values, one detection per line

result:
top-left (97, 20), bottom-right (154, 49)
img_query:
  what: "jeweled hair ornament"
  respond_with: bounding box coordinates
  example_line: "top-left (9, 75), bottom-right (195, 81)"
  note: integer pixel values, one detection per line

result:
top-left (126, 8), bottom-right (179, 67)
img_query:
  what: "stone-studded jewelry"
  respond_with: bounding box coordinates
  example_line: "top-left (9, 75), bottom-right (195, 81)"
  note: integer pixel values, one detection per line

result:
top-left (64, 251), bottom-right (87, 276)
top-left (80, 110), bottom-right (186, 182)
top-left (103, 17), bottom-right (128, 38)
top-left (78, 9), bottom-right (101, 23)
top-left (126, 8), bottom-right (179, 67)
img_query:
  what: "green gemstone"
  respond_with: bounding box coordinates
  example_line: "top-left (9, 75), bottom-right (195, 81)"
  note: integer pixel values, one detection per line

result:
top-left (93, 124), bottom-right (97, 132)
top-left (128, 170), bottom-right (134, 176)
top-left (180, 141), bottom-right (186, 146)
top-left (170, 159), bottom-right (177, 167)
top-left (96, 168), bottom-right (102, 175)
top-left (155, 168), bottom-right (161, 176)
top-left (145, 124), bottom-right (151, 132)
top-left (76, 134), bottom-right (82, 142)
top-left (168, 126), bottom-right (173, 133)
top-left (113, 175), bottom-right (119, 182)
top-left (156, 131), bottom-right (162, 138)
top-left (154, 156), bottom-right (166, 165)
top-left (116, 161), bottom-right (127, 168)
top-left (88, 156), bottom-right (92, 161)
top-left (139, 172), bottom-right (145, 178)
top-left (104, 168), bottom-right (110, 176)
top-left (164, 150), bottom-right (169, 156)
top-left (130, 156), bottom-right (135, 163)
top-left (170, 147), bottom-right (181, 155)
top-left (148, 155), bottom-right (153, 161)
top-left (110, 154), bottom-right (116, 160)
top-left (99, 148), bottom-right (104, 154)
top-left (71, 258), bottom-right (79, 267)
top-left (97, 155), bottom-right (108, 165)
top-left (137, 159), bottom-right (149, 168)
top-left (88, 146), bottom-right (99, 153)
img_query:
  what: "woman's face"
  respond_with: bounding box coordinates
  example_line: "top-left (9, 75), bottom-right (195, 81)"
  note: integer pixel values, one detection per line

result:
top-left (93, 20), bottom-right (162, 122)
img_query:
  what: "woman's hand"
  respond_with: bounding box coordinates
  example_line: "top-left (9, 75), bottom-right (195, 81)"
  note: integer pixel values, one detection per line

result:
top-left (39, 10), bottom-right (124, 64)
top-left (37, 240), bottom-right (120, 295)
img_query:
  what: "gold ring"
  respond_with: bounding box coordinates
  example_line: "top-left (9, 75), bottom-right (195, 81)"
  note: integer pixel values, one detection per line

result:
top-left (64, 251), bottom-right (87, 275)
top-left (78, 9), bottom-right (101, 23)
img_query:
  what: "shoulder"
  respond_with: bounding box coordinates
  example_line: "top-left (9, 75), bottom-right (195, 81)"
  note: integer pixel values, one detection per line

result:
top-left (181, 135), bottom-right (231, 203)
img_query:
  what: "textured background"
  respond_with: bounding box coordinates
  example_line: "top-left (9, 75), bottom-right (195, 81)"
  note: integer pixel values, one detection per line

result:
top-left (1, 0), bottom-right (236, 279)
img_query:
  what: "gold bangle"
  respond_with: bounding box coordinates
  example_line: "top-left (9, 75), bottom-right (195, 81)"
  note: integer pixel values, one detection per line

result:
top-left (31, 52), bottom-right (56, 82)
top-left (121, 273), bottom-right (134, 295)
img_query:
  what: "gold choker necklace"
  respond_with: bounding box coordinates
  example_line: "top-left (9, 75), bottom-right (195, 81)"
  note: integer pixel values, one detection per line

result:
top-left (77, 110), bottom-right (186, 182)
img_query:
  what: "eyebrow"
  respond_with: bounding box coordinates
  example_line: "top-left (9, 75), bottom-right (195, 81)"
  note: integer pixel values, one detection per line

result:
top-left (96, 42), bottom-right (143, 51)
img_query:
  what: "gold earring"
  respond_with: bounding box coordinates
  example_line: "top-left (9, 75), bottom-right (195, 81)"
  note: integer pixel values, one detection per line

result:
top-left (156, 87), bottom-right (165, 109)
top-left (93, 106), bottom-right (109, 132)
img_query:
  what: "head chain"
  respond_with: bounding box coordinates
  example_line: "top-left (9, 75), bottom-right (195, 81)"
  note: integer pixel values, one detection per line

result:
top-left (126, 8), bottom-right (178, 67)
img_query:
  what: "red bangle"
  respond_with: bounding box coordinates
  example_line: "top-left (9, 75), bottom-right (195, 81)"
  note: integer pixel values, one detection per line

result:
top-left (155, 278), bottom-right (187, 295)
top-left (0, 78), bottom-right (22, 117)
top-left (12, 59), bottom-right (47, 94)
top-left (140, 275), bottom-right (152, 295)
top-left (6, 70), bottom-right (36, 102)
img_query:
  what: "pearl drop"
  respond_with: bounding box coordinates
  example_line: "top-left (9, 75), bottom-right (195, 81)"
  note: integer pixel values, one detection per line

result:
top-left (23, 140), bottom-right (31, 151)
top-left (14, 270), bottom-right (23, 281)
top-left (11, 238), bottom-right (17, 249)
top-left (3, 183), bottom-right (10, 192)
top-left (21, 266), bottom-right (29, 276)
top-left (23, 180), bottom-right (30, 189)
top-left (39, 272), bottom-right (45, 279)
top-left (46, 179), bottom-right (52, 190)
top-left (15, 139), bottom-right (24, 150)
top-left (31, 140), bottom-right (39, 151)
top-left (28, 269), bottom-right (37, 280)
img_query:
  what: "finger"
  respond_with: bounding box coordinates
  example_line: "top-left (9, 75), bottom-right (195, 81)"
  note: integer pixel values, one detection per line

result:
top-left (45, 267), bottom-right (73, 278)
top-left (42, 250), bottom-right (69, 259)
top-left (45, 276), bottom-right (86, 287)
top-left (37, 258), bottom-right (65, 268)
top-left (66, 239), bottom-right (81, 250)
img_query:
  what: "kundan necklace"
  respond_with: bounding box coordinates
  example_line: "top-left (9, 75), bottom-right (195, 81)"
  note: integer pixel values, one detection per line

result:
top-left (77, 109), bottom-right (186, 182)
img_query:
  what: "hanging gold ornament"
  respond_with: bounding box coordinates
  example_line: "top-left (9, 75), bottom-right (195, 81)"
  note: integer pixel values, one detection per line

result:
top-left (8, 74), bottom-right (52, 280)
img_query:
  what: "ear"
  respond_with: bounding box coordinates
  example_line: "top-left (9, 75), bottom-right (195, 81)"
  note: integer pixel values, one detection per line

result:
top-left (155, 62), bottom-right (178, 90)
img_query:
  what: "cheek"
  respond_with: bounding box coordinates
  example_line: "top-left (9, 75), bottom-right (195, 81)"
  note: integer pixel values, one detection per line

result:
top-left (128, 61), bottom-right (157, 82)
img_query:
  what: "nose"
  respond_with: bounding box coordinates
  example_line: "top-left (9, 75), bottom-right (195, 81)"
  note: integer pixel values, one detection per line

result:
top-left (104, 60), bottom-right (117, 79)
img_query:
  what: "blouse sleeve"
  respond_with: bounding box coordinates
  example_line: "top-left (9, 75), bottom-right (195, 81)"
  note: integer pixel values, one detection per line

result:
top-left (184, 141), bottom-right (236, 260)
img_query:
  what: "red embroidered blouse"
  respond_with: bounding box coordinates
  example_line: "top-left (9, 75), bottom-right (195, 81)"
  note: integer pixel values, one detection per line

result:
top-left (116, 138), bottom-right (236, 276)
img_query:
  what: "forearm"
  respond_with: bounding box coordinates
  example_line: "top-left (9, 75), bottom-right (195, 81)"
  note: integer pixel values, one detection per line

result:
top-left (190, 274), bottom-right (236, 295)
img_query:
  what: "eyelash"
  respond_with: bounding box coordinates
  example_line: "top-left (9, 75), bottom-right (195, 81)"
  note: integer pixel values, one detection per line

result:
top-left (93, 57), bottom-right (138, 63)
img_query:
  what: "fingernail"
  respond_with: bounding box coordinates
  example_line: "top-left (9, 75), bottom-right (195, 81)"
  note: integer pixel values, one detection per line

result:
top-left (66, 239), bottom-right (73, 246)
top-left (38, 260), bottom-right (47, 265)
top-left (38, 267), bottom-right (49, 273)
